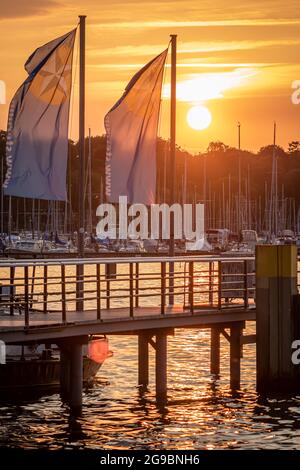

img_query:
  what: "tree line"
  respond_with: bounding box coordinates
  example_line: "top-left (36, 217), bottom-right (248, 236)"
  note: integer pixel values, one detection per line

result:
top-left (1, 129), bottom-right (300, 234)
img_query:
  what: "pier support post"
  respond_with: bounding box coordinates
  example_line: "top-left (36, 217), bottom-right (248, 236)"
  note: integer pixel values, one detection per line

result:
top-left (155, 331), bottom-right (167, 402)
top-left (59, 336), bottom-right (88, 414)
top-left (69, 341), bottom-right (83, 413)
top-left (211, 327), bottom-right (220, 375)
top-left (256, 245), bottom-right (298, 393)
top-left (138, 332), bottom-right (149, 387)
top-left (230, 323), bottom-right (242, 390)
top-left (76, 264), bottom-right (84, 312)
top-left (60, 347), bottom-right (71, 400)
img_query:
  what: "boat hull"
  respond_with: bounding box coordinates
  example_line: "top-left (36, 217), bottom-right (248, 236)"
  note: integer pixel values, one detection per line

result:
top-left (0, 356), bottom-right (102, 394)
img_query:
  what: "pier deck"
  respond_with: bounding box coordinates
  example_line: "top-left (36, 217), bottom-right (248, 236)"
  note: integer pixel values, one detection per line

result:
top-left (0, 305), bottom-right (256, 343)
top-left (0, 255), bottom-right (256, 343)
top-left (0, 255), bottom-right (257, 406)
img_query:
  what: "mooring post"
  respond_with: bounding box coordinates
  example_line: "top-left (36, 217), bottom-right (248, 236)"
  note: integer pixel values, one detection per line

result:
top-left (155, 330), bottom-right (168, 402)
top-left (211, 327), bottom-right (220, 375)
top-left (138, 332), bottom-right (149, 387)
top-left (230, 323), bottom-right (242, 390)
top-left (256, 245), bottom-right (298, 393)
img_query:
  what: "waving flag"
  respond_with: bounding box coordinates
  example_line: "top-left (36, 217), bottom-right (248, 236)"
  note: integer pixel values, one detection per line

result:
top-left (105, 49), bottom-right (168, 205)
top-left (3, 29), bottom-right (76, 200)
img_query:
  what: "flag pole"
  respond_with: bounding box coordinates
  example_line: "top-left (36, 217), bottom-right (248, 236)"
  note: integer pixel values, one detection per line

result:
top-left (78, 15), bottom-right (86, 257)
top-left (169, 34), bottom-right (177, 306)
top-left (76, 15), bottom-right (86, 311)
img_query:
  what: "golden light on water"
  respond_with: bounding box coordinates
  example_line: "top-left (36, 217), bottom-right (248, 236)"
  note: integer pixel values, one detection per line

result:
top-left (187, 105), bottom-right (212, 130)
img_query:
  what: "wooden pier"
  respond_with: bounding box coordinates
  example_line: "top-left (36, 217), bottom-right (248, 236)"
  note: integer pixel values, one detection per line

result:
top-left (0, 248), bottom-right (298, 414)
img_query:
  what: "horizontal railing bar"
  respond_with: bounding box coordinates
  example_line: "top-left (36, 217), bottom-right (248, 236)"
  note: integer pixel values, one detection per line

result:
top-left (0, 254), bottom-right (255, 268)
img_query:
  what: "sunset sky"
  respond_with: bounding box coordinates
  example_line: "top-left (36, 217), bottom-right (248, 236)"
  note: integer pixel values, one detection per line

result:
top-left (1, 0), bottom-right (300, 152)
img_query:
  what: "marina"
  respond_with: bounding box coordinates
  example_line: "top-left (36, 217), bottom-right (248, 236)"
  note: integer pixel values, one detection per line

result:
top-left (0, 246), bottom-right (297, 408)
top-left (1, 0), bottom-right (300, 457)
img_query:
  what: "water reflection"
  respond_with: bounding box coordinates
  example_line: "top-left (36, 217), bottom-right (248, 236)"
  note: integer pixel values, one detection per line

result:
top-left (0, 262), bottom-right (299, 449)
top-left (0, 326), bottom-right (300, 449)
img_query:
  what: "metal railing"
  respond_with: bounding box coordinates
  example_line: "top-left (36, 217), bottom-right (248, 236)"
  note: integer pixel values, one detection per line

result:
top-left (0, 256), bottom-right (256, 329)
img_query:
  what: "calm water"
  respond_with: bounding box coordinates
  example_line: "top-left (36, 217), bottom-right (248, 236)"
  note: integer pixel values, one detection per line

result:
top-left (1, 325), bottom-right (300, 450)
top-left (0, 262), bottom-right (300, 449)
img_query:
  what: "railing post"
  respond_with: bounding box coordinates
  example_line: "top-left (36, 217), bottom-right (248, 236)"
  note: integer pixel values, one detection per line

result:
top-left (189, 261), bottom-right (194, 314)
top-left (10, 266), bottom-right (14, 316)
top-left (106, 265), bottom-right (110, 310)
top-left (243, 259), bottom-right (248, 309)
top-left (96, 263), bottom-right (101, 320)
top-left (61, 264), bottom-right (66, 324)
top-left (43, 265), bottom-right (48, 314)
top-left (135, 263), bottom-right (139, 308)
top-left (76, 263), bottom-right (84, 311)
top-left (218, 260), bottom-right (222, 310)
top-left (129, 263), bottom-right (134, 317)
top-left (161, 262), bottom-right (166, 315)
top-left (169, 261), bottom-right (174, 306)
top-left (24, 265), bottom-right (29, 328)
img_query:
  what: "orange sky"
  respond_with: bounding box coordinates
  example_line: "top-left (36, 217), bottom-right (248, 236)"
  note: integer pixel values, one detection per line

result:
top-left (0, 0), bottom-right (300, 152)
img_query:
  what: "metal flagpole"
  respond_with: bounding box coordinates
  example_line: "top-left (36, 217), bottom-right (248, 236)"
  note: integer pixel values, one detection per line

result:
top-left (78, 15), bottom-right (86, 257)
top-left (76, 15), bottom-right (86, 311)
top-left (169, 34), bottom-right (177, 256)
top-left (169, 34), bottom-right (177, 306)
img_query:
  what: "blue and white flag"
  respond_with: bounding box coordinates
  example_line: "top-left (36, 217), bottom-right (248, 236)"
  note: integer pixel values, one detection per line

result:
top-left (3, 29), bottom-right (76, 200)
top-left (105, 49), bottom-right (168, 205)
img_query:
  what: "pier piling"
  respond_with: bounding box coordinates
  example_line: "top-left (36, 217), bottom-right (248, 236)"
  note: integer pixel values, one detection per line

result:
top-left (138, 332), bottom-right (149, 387)
top-left (155, 331), bottom-right (168, 402)
top-left (230, 323), bottom-right (243, 390)
top-left (210, 327), bottom-right (220, 375)
top-left (256, 245), bottom-right (299, 393)
top-left (59, 337), bottom-right (88, 414)
top-left (60, 347), bottom-right (71, 399)
top-left (69, 341), bottom-right (83, 413)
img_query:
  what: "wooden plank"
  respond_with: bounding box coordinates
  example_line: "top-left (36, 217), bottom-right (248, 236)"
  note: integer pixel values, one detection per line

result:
top-left (0, 309), bottom-right (256, 344)
top-left (241, 334), bottom-right (256, 345)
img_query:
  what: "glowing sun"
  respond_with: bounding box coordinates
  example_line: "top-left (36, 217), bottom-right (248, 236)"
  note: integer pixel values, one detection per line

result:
top-left (187, 105), bottom-right (212, 130)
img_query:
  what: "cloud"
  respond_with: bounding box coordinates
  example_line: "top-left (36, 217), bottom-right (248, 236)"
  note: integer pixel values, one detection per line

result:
top-left (89, 62), bottom-right (275, 70)
top-left (91, 18), bottom-right (300, 30)
top-left (0, 0), bottom-right (59, 19)
top-left (89, 39), bottom-right (300, 58)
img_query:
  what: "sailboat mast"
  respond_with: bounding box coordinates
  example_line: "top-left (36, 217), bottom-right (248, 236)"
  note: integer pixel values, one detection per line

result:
top-left (78, 15), bottom-right (86, 256)
top-left (1, 156), bottom-right (3, 236)
top-left (169, 34), bottom-right (177, 256)
top-left (88, 127), bottom-right (92, 233)
top-left (237, 122), bottom-right (241, 233)
top-left (273, 122), bottom-right (278, 236)
top-left (8, 196), bottom-right (12, 238)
